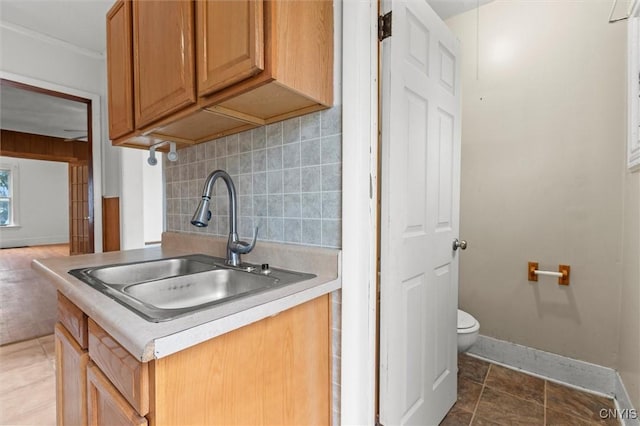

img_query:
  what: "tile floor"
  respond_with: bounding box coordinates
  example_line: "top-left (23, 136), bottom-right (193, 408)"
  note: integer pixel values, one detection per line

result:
top-left (0, 244), bottom-right (68, 345)
top-left (441, 353), bottom-right (619, 426)
top-left (0, 335), bottom-right (56, 425)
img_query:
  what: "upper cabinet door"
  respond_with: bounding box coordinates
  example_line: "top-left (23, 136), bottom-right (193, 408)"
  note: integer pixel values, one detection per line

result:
top-left (106, 0), bottom-right (134, 140)
top-left (133, 0), bottom-right (196, 128)
top-left (196, 0), bottom-right (264, 97)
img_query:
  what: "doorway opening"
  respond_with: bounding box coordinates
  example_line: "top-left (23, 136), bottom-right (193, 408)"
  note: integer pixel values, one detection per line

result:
top-left (0, 78), bottom-right (95, 345)
top-left (0, 78), bottom-right (94, 255)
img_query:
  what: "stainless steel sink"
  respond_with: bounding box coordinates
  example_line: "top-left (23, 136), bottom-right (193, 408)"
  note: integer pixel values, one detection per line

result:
top-left (88, 257), bottom-right (217, 285)
top-left (125, 269), bottom-right (279, 310)
top-left (68, 254), bottom-right (315, 322)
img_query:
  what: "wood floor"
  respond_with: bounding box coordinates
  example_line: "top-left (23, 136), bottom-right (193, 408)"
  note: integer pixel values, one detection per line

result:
top-left (0, 244), bottom-right (69, 345)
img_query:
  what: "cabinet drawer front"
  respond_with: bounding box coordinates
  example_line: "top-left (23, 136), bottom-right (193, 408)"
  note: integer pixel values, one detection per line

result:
top-left (88, 319), bottom-right (149, 416)
top-left (57, 292), bottom-right (88, 349)
top-left (197, 0), bottom-right (265, 96)
top-left (87, 363), bottom-right (147, 426)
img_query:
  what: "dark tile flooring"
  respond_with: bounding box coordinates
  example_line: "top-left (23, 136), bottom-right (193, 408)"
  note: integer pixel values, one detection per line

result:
top-left (441, 353), bottom-right (618, 426)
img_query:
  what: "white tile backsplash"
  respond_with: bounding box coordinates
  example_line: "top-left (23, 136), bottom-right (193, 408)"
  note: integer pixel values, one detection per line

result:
top-left (165, 106), bottom-right (342, 249)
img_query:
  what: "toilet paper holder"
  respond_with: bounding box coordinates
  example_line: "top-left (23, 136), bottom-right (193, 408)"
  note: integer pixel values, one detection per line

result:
top-left (528, 262), bottom-right (570, 286)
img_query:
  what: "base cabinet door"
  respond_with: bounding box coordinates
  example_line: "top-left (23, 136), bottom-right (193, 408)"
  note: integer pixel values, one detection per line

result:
top-left (87, 364), bottom-right (147, 426)
top-left (150, 295), bottom-right (330, 425)
top-left (55, 323), bottom-right (89, 426)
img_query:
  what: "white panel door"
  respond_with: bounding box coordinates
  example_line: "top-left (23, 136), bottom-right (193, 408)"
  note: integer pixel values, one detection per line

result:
top-left (379, 0), bottom-right (461, 424)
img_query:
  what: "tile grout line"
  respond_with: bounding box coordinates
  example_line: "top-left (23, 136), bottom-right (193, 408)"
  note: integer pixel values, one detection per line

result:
top-left (298, 118), bottom-right (303, 244)
top-left (469, 363), bottom-right (492, 425)
top-left (249, 130), bottom-right (258, 238)
top-left (469, 383), bottom-right (483, 426)
top-left (279, 122), bottom-right (284, 242)
top-left (319, 113), bottom-right (323, 246)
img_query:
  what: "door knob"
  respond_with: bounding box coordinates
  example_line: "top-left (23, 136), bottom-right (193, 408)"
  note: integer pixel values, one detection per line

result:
top-left (453, 239), bottom-right (467, 251)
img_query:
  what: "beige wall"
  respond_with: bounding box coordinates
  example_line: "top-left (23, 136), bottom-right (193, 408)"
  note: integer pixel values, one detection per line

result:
top-left (447, 1), bottom-right (629, 368)
top-left (619, 172), bottom-right (640, 408)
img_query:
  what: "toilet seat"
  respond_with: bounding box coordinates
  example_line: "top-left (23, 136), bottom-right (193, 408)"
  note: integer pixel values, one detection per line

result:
top-left (457, 309), bottom-right (479, 334)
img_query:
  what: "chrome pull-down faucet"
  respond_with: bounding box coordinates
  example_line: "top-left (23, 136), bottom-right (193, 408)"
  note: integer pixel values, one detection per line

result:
top-left (191, 170), bottom-right (258, 266)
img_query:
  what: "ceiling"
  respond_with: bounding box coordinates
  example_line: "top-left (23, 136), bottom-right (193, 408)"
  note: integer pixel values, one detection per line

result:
top-left (428, 0), bottom-right (494, 20)
top-left (0, 0), bottom-right (113, 54)
top-left (0, 0), bottom-right (492, 58)
top-left (0, 0), bottom-right (111, 141)
top-left (0, 0), bottom-right (488, 142)
top-left (1, 84), bottom-right (88, 141)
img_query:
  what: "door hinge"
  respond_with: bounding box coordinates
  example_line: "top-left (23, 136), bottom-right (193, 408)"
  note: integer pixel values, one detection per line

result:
top-left (379, 11), bottom-right (392, 41)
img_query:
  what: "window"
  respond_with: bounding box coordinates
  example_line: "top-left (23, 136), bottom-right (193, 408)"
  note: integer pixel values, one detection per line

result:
top-left (0, 168), bottom-right (13, 226)
top-left (0, 162), bottom-right (19, 227)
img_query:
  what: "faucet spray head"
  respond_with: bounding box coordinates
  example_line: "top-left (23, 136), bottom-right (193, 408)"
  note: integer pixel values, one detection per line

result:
top-left (191, 197), bottom-right (212, 227)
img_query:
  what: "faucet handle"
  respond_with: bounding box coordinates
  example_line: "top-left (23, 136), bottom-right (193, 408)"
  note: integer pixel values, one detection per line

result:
top-left (230, 226), bottom-right (258, 254)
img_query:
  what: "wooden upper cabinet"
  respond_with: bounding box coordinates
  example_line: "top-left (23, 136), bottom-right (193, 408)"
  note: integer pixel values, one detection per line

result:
top-left (197, 0), bottom-right (264, 97)
top-left (106, 0), bottom-right (134, 140)
top-left (132, 0), bottom-right (196, 128)
top-left (106, 0), bottom-right (333, 148)
top-left (209, 0), bottom-right (333, 120)
top-left (271, 0), bottom-right (333, 105)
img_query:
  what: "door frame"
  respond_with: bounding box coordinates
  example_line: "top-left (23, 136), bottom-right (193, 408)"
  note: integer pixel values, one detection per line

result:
top-left (0, 71), bottom-right (104, 252)
top-left (341, 0), bottom-right (379, 424)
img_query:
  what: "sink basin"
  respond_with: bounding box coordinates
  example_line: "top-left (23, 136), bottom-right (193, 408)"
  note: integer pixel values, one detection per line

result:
top-left (125, 269), bottom-right (278, 310)
top-left (68, 254), bottom-right (315, 322)
top-left (88, 257), bottom-right (217, 285)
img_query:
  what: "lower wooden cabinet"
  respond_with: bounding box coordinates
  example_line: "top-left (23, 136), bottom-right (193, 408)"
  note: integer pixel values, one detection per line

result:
top-left (150, 294), bottom-right (330, 425)
top-left (87, 364), bottom-right (147, 426)
top-left (54, 323), bottom-right (89, 426)
top-left (55, 291), bottom-right (330, 426)
top-left (57, 292), bottom-right (88, 349)
top-left (88, 319), bottom-right (149, 416)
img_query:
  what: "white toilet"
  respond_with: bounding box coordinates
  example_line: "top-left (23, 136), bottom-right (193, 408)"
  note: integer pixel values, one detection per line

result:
top-left (457, 309), bottom-right (480, 353)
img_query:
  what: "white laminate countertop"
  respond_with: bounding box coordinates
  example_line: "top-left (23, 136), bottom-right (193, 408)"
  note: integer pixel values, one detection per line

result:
top-left (33, 234), bottom-right (341, 362)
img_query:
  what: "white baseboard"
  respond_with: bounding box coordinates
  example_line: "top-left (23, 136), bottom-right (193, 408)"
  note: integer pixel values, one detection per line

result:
top-left (468, 335), bottom-right (616, 395)
top-left (0, 235), bottom-right (69, 248)
top-left (467, 335), bottom-right (639, 426)
top-left (615, 372), bottom-right (640, 426)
